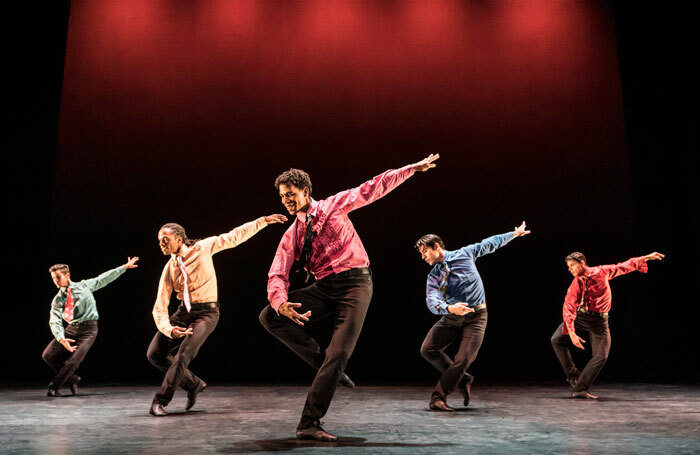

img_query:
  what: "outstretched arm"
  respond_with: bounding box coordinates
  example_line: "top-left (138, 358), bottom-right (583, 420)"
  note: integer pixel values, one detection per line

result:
top-left (466, 221), bottom-right (530, 259)
top-left (329, 154), bottom-right (440, 214)
top-left (602, 251), bottom-right (664, 280)
top-left (83, 259), bottom-right (136, 292)
top-left (208, 215), bottom-right (287, 255)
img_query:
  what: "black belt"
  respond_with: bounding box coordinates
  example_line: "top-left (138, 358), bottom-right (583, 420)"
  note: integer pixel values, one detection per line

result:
top-left (322, 267), bottom-right (371, 280)
top-left (179, 301), bottom-right (219, 310)
top-left (578, 308), bottom-right (608, 318)
top-left (69, 320), bottom-right (97, 326)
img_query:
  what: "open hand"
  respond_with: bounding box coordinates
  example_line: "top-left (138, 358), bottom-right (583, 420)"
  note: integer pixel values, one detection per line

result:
top-left (569, 332), bottom-right (586, 350)
top-left (448, 302), bottom-right (474, 316)
top-left (644, 252), bottom-right (664, 261)
top-left (60, 338), bottom-right (76, 352)
top-left (125, 257), bottom-right (140, 269)
top-left (412, 153), bottom-right (440, 172)
top-left (265, 214), bottom-right (288, 224)
top-left (279, 302), bottom-right (312, 326)
top-left (513, 221), bottom-right (531, 238)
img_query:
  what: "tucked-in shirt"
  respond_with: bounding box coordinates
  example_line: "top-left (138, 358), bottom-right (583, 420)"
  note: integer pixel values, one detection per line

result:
top-left (267, 165), bottom-right (415, 312)
top-left (425, 233), bottom-right (514, 315)
top-left (153, 217), bottom-right (268, 338)
top-left (562, 257), bottom-right (648, 335)
top-left (49, 266), bottom-right (126, 342)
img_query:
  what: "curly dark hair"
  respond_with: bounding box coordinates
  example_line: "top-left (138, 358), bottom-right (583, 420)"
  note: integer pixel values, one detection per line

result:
top-left (49, 264), bottom-right (70, 274)
top-left (274, 168), bottom-right (312, 195)
top-left (414, 234), bottom-right (445, 250)
top-left (160, 223), bottom-right (198, 246)
top-left (565, 252), bottom-right (587, 264)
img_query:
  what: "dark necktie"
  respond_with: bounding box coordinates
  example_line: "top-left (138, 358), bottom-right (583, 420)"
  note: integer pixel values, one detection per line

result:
top-left (578, 276), bottom-right (589, 312)
top-left (63, 288), bottom-right (75, 322)
top-left (438, 263), bottom-right (451, 299)
top-left (298, 214), bottom-right (315, 283)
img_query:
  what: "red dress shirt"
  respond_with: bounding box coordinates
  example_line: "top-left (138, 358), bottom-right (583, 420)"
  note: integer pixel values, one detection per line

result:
top-left (267, 165), bottom-right (415, 312)
top-left (562, 257), bottom-right (648, 334)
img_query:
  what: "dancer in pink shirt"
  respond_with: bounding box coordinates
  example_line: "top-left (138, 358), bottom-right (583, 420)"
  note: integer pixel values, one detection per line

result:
top-left (260, 154), bottom-right (439, 441)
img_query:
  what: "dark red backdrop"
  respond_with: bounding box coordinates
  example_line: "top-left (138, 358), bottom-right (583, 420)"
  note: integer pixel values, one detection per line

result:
top-left (38, 0), bottom-right (668, 384)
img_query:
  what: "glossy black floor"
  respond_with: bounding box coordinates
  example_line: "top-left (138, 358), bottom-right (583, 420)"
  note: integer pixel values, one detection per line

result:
top-left (1, 383), bottom-right (698, 454)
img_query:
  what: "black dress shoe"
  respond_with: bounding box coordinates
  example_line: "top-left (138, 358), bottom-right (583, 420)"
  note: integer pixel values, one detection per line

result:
top-left (186, 380), bottom-right (207, 411)
top-left (458, 375), bottom-right (474, 406)
top-left (429, 398), bottom-right (454, 412)
top-left (149, 399), bottom-right (168, 416)
top-left (68, 376), bottom-right (81, 396)
top-left (296, 426), bottom-right (338, 442)
top-left (572, 391), bottom-right (598, 399)
top-left (47, 388), bottom-right (63, 397)
top-left (339, 373), bottom-right (355, 388)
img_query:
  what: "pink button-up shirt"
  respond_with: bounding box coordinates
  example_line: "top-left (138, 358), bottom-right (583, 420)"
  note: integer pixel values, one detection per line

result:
top-left (267, 165), bottom-right (415, 312)
top-left (562, 256), bottom-right (648, 335)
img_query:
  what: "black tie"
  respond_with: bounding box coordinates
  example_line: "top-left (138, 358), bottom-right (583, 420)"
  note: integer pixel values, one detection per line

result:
top-left (289, 214), bottom-right (315, 290)
top-left (299, 213), bottom-right (314, 277)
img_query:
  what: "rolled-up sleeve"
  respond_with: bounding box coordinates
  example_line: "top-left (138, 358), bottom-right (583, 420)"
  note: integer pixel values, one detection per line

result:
top-left (562, 278), bottom-right (582, 335)
top-left (267, 226), bottom-right (296, 313)
top-left (49, 294), bottom-right (66, 342)
top-left (153, 263), bottom-right (175, 338)
top-left (426, 272), bottom-right (449, 315)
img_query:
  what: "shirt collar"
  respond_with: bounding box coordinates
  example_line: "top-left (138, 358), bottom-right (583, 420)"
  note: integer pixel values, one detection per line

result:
top-left (296, 199), bottom-right (318, 223)
top-left (171, 244), bottom-right (191, 263)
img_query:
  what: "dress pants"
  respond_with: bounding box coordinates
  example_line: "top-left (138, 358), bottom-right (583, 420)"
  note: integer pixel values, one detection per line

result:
top-left (550, 310), bottom-right (611, 392)
top-left (259, 269), bottom-right (372, 430)
top-left (420, 309), bottom-right (488, 400)
top-left (147, 305), bottom-right (219, 405)
top-left (42, 320), bottom-right (98, 390)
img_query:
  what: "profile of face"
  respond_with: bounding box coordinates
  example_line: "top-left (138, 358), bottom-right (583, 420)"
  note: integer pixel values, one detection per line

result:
top-left (419, 244), bottom-right (444, 266)
top-left (158, 228), bottom-right (183, 256)
top-left (51, 271), bottom-right (71, 288)
top-left (566, 259), bottom-right (586, 277)
top-left (279, 183), bottom-right (311, 215)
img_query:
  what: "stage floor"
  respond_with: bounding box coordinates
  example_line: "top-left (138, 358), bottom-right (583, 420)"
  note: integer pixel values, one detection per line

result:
top-left (1, 383), bottom-right (698, 454)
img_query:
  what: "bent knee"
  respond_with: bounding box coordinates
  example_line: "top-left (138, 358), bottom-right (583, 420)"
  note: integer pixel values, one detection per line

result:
top-left (420, 345), bottom-right (438, 360)
top-left (591, 355), bottom-right (608, 364)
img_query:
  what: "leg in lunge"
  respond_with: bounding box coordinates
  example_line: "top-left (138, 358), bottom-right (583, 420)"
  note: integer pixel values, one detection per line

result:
top-left (551, 251), bottom-right (663, 399)
top-left (415, 222), bottom-right (530, 410)
top-left (148, 215), bottom-right (285, 416)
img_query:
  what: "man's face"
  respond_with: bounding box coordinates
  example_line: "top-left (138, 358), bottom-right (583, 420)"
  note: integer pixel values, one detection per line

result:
top-left (566, 260), bottom-right (586, 277)
top-left (158, 228), bottom-right (183, 255)
top-left (279, 184), bottom-right (311, 215)
top-left (51, 271), bottom-right (70, 288)
top-left (419, 244), bottom-right (444, 266)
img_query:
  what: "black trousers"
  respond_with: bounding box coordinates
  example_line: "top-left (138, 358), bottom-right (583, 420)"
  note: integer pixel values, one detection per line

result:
top-left (147, 305), bottom-right (219, 405)
top-left (420, 309), bottom-right (487, 400)
top-left (259, 269), bottom-right (373, 430)
top-left (42, 320), bottom-right (98, 390)
top-left (550, 311), bottom-right (611, 392)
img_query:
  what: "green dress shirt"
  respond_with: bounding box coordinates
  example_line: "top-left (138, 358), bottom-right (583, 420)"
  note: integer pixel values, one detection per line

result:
top-left (49, 265), bottom-right (126, 342)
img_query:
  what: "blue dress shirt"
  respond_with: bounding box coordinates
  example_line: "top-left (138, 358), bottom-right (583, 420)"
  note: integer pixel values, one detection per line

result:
top-left (425, 232), bottom-right (514, 315)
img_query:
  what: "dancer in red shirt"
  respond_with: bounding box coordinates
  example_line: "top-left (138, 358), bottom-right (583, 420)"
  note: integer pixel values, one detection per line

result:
top-left (551, 251), bottom-right (664, 398)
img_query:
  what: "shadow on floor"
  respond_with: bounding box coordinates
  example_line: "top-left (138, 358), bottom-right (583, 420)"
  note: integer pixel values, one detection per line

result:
top-left (220, 438), bottom-right (455, 453)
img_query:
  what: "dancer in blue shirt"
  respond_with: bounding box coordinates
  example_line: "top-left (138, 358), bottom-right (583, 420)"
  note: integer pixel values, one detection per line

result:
top-left (415, 222), bottom-right (530, 411)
